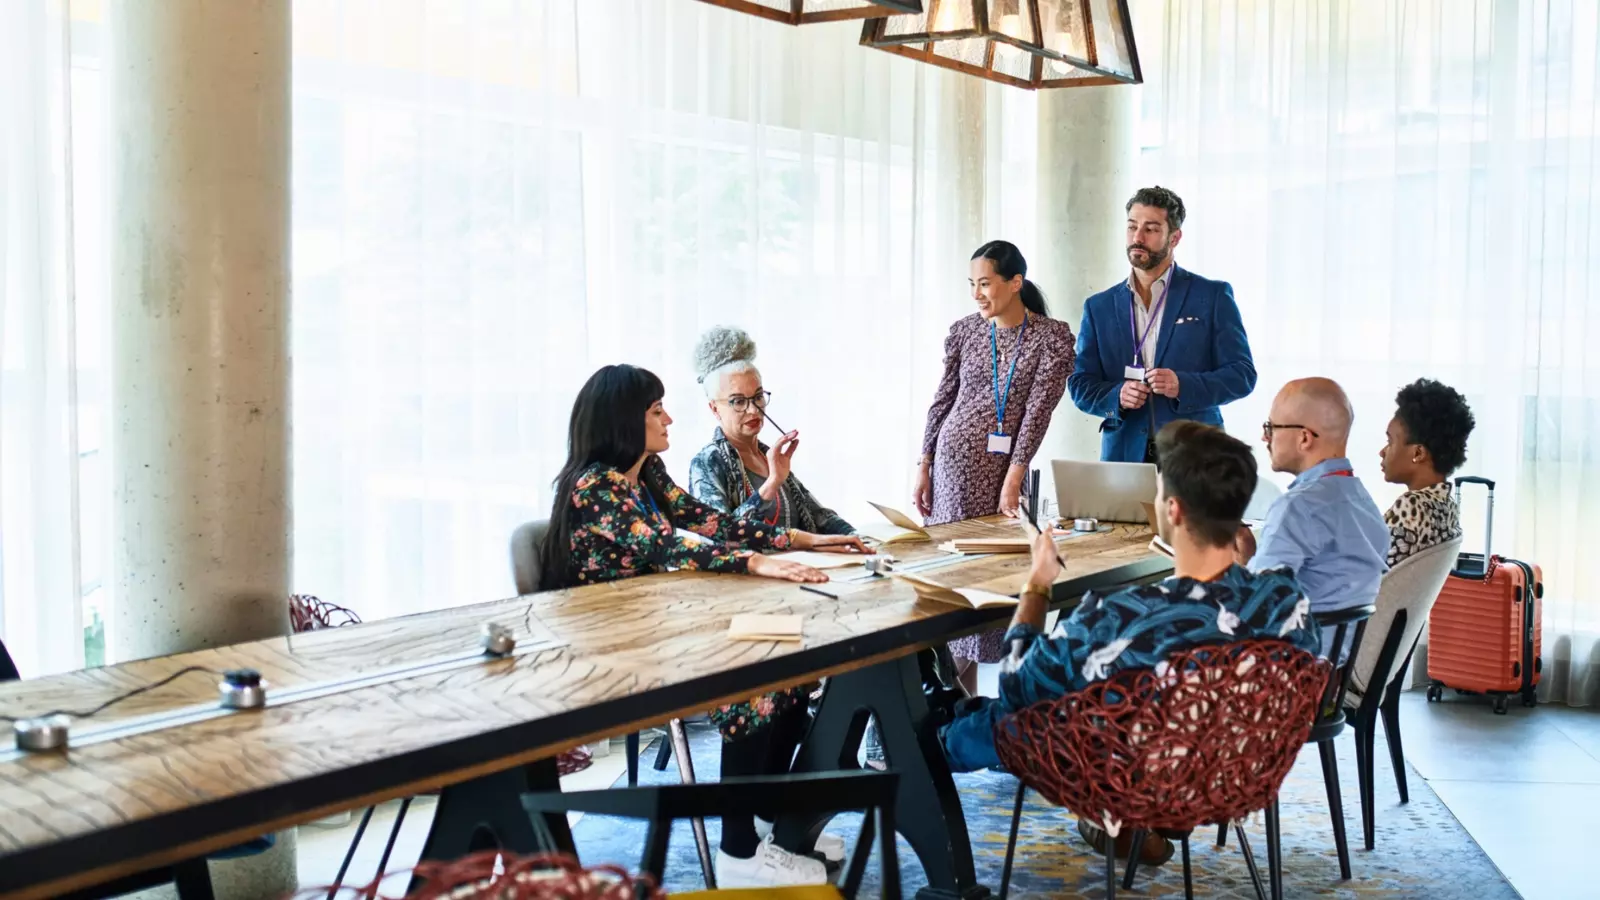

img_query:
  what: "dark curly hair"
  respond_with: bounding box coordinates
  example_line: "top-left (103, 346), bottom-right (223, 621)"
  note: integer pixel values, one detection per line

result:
top-left (1394, 378), bottom-right (1475, 476)
top-left (1127, 186), bottom-right (1187, 231)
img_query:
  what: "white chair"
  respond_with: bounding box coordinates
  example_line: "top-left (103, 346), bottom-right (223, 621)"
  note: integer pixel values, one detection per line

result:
top-left (1345, 536), bottom-right (1461, 851)
top-left (508, 519), bottom-right (716, 889)
top-left (1242, 475), bottom-right (1284, 523)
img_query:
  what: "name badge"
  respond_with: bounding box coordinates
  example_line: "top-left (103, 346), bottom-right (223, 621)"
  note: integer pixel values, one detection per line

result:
top-left (987, 432), bottom-right (1013, 455)
top-left (1124, 365), bottom-right (1146, 382)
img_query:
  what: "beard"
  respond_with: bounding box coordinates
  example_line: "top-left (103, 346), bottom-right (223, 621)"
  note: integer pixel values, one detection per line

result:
top-left (1127, 241), bottom-right (1170, 272)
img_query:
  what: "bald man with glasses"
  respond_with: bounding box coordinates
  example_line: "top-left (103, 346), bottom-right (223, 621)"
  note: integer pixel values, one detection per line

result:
top-left (1238, 378), bottom-right (1389, 657)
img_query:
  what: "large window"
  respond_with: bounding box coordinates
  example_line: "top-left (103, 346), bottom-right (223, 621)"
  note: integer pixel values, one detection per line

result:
top-left (53, 2), bottom-right (1038, 634)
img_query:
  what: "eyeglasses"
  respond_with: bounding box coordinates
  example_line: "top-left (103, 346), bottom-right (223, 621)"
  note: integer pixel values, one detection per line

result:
top-left (721, 390), bottom-right (772, 412)
top-left (1262, 421), bottom-right (1319, 439)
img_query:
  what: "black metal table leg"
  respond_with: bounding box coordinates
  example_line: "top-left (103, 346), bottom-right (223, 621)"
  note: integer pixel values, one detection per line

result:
top-left (412, 757), bottom-right (574, 891)
top-left (171, 859), bottom-right (216, 900)
top-left (776, 653), bottom-right (991, 900)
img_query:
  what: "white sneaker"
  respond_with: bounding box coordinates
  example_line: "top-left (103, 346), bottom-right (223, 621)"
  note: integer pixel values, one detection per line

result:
top-left (717, 835), bottom-right (830, 888)
top-left (755, 816), bottom-right (847, 865)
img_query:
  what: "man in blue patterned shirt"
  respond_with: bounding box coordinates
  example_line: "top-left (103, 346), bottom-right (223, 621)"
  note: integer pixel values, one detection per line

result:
top-left (939, 421), bottom-right (1321, 864)
top-left (941, 420), bottom-right (1320, 770)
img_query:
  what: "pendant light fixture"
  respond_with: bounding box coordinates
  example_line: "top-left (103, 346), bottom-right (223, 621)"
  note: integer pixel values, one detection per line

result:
top-left (695, 1), bottom-right (924, 26)
top-left (860, 0), bottom-right (1141, 89)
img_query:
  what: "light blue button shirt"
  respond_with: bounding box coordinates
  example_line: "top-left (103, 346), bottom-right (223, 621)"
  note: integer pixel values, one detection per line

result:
top-left (1250, 456), bottom-right (1389, 656)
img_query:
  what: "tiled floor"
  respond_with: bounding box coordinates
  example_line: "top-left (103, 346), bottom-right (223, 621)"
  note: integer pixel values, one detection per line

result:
top-left (1397, 690), bottom-right (1600, 900)
top-left (282, 690), bottom-right (1598, 899)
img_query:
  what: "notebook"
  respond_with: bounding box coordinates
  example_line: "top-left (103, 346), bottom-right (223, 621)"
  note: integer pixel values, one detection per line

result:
top-left (860, 502), bottom-right (932, 545)
top-left (895, 572), bottom-right (1019, 610)
top-left (728, 614), bottom-right (804, 642)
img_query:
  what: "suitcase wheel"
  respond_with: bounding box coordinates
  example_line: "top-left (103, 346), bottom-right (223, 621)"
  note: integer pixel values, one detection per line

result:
top-left (1522, 688), bottom-right (1539, 708)
top-left (1493, 695), bottom-right (1509, 715)
top-left (1426, 683), bottom-right (1443, 703)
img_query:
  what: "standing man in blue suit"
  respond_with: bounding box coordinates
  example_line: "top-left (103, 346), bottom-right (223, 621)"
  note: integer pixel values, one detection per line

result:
top-left (1068, 187), bottom-right (1257, 462)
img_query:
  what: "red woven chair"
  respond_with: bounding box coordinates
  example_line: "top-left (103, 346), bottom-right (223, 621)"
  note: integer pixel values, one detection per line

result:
top-left (992, 639), bottom-right (1331, 900)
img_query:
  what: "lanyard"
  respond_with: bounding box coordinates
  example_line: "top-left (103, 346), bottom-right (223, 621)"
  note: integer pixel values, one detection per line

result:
top-left (1130, 290), bottom-right (1166, 365)
top-left (1322, 469), bottom-right (1354, 478)
top-left (637, 484), bottom-right (663, 522)
top-left (990, 313), bottom-right (1028, 429)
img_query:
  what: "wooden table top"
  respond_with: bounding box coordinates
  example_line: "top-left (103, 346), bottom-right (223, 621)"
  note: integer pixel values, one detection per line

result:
top-left (0, 517), bottom-right (1168, 900)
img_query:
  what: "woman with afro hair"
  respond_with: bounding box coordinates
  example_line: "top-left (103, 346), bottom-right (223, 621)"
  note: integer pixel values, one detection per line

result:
top-left (1377, 378), bottom-right (1477, 566)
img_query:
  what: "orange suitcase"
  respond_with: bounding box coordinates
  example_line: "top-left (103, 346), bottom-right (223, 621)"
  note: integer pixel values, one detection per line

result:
top-left (1426, 476), bottom-right (1542, 714)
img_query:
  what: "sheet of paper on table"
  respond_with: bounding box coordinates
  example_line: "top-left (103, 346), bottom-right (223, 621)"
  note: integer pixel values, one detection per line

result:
top-left (728, 614), bottom-right (805, 642)
top-left (769, 550), bottom-right (871, 570)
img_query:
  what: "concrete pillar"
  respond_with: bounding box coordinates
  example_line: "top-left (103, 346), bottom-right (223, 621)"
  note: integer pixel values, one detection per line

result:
top-left (1032, 84), bottom-right (1138, 473)
top-left (109, 2), bottom-right (295, 895)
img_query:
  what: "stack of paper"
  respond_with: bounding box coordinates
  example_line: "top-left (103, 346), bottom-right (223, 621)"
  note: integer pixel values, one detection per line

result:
top-left (937, 537), bottom-right (1033, 555)
top-left (895, 572), bottom-right (1019, 610)
top-left (728, 614), bottom-right (805, 642)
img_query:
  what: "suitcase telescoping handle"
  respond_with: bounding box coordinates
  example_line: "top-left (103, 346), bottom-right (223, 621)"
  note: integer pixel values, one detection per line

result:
top-left (1453, 476), bottom-right (1496, 579)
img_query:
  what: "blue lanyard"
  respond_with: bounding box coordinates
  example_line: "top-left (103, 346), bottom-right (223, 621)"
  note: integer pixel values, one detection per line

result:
top-left (637, 484), bottom-right (662, 521)
top-left (990, 313), bottom-right (1028, 429)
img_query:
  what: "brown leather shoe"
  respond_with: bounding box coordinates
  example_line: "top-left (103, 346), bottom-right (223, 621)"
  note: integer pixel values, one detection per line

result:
top-left (1076, 818), bottom-right (1175, 866)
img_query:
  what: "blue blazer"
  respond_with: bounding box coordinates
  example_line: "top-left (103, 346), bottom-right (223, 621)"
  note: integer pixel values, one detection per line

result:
top-left (1067, 266), bottom-right (1256, 462)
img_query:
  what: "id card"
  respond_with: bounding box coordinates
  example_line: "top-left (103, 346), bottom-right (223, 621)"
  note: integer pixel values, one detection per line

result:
top-left (987, 432), bottom-right (1013, 455)
top-left (1124, 365), bottom-right (1147, 382)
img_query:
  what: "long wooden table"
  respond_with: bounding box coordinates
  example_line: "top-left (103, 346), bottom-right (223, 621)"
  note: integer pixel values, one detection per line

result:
top-left (0, 519), bottom-right (1168, 900)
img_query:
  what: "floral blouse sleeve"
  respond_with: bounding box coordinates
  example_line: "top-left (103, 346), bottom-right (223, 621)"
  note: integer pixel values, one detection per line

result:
top-left (646, 455), bottom-right (791, 553)
top-left (570, 464), bottom-right (769, 583)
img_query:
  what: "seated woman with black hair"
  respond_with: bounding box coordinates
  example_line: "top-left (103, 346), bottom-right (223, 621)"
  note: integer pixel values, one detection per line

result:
top-left (538, 363), bottom-right (866, 889)
top-left (1377, 378), bottom-right (1476, 566)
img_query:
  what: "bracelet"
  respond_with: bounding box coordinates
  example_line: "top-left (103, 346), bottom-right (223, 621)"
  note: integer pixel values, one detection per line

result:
top-left (1021, 580), bottom-right (1053, 599)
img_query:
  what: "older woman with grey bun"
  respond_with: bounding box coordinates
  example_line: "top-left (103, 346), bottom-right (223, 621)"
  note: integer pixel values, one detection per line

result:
top-left (688, 326), bottom-right (887, 768)
top-left (687, 326), bottom-right (864, 541)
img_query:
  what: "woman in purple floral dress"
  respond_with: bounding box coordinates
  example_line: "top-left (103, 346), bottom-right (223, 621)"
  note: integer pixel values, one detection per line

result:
top-left (540, 364), bottom-right (866, 887)
top-left (913, 242), bottom-right (1076, 687)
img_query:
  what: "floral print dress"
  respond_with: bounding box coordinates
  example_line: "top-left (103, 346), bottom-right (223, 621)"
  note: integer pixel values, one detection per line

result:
top-left (562, 454), bottom-right (811, 742)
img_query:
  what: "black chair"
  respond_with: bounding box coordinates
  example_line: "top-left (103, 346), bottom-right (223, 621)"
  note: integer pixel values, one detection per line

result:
top-left (1212, 603), bottom-right (1375, 898)
top-left (1301, 603), bottom-right (1377, 886)
top-left (1350, 609), bottom-right (1418, 852)
top-left (0, 638), bottom-right (18, 683)
top-left (521, 769), bottom-right (902, 899)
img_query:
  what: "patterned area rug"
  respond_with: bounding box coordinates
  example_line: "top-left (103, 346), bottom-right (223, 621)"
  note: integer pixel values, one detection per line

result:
top-left (568, 720), bottom-right (1516, 898)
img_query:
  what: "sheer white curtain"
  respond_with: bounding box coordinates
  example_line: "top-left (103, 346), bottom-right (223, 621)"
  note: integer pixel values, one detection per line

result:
top-left (1139, 0), bottom-right (1600, 705)
top-left (290, 0), bottom-right (1038, 619)
top-left (0, 0), bottom-right (83, 677)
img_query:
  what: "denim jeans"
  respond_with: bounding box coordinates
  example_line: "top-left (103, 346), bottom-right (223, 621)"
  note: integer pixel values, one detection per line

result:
top-left (939, 696), bottom-right (1009, 773)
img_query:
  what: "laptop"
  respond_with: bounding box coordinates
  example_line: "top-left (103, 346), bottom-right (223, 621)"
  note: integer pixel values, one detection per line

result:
top-left (1051, 460), bottom-right (1159, 524)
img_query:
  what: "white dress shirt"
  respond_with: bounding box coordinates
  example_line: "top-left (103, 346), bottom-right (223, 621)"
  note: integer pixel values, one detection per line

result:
top-left (1127, 262), bottom-right (1175, 369)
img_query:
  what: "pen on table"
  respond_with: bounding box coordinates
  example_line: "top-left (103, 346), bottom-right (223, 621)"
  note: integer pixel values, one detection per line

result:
top-left (799, 584), bottom-right (838, 600)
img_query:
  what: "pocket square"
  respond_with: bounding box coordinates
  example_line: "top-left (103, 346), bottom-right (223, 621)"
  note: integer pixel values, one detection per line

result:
top-left (1176, 315), bottom-right (1204, 324)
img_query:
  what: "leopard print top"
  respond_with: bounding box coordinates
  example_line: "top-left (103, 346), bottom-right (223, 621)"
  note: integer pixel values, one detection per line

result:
top-left (1384, 481), bottom-right (1460, 567)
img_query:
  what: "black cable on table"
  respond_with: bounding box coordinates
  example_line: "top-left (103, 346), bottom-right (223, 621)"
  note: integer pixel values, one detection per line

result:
top-left (0, 665), bottom-right (217, 723)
